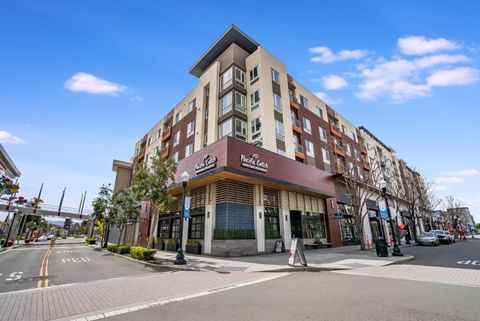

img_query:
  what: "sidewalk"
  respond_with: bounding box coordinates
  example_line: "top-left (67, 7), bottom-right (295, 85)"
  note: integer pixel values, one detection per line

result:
top-left (0, 271), bottom-right (287, 321)
top-left (154, 245), bottom-right (413, 272)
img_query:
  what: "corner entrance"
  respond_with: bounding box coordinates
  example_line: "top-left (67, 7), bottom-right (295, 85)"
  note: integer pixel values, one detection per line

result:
top-left (290, 210), bottom-right (302, 239)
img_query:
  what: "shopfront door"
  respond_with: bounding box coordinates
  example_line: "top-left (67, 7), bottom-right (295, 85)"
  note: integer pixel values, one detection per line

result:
top-left (290, 210), bottom-right (302, 238)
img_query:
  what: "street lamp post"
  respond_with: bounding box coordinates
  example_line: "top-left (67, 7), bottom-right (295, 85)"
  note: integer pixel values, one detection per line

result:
top-left (174, 171), bottom-right (189, 265)
top-left (381, 185), bottom-right (403, 257)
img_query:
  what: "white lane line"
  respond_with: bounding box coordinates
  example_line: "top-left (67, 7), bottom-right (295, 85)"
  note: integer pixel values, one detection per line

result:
top-left (67, 273), bottom-right (289, 321)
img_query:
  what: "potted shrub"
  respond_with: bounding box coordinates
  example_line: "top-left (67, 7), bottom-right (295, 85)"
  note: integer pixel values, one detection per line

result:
top-left (186, 240), bottom-right (201, 254)
top-left (165, 239), bottom-right (178, 252)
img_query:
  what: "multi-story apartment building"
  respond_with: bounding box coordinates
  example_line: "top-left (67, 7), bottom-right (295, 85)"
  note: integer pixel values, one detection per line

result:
top-left (0, 144), bottom-right (20, 179)
top-left (113, 25), bottom-right (425, 255)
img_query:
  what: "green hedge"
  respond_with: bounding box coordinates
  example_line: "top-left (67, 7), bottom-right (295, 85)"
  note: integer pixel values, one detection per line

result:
top-left (61, 236), bottom-right (67, 239)
top-left (117, 245), bottom-right (131, 254)
top-left (107, 244), bottom-right (118, 253)
top-left (213, 229), bottom-right (255, 240)
top-left (85, 237), bottom-right (97, 245)
top-left (130, 246), bottom-right (156, 260)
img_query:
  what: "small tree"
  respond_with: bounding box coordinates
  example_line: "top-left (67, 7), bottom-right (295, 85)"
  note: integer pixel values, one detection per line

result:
top-left (132, 156), bottom-right (177, 248)
top-left (111, 186), bottom-right (141, 245)
top-left (444, 196), bottom-right (465, 230)
top-left (91, 184), bottom-right (113, 247)
top-left (63, 218), bottom-right (72, 236)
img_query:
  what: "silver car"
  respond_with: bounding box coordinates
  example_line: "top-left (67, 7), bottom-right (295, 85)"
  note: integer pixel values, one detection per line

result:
top-left (418, 232), bottom-right (439, 246)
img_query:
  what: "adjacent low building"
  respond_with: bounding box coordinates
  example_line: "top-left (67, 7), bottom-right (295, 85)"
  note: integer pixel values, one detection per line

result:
top-left (113, 25), bottom-right (428, 255)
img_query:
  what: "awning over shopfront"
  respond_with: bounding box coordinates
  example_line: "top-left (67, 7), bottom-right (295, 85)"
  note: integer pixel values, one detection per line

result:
top-left (173, 137), bottom-right (336, 198)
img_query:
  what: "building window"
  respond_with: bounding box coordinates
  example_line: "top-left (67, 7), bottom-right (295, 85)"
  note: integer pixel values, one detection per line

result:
top-left (277, 149), bottom-right (286, 156)
top-left (221, 67), bottom-right (233, 90)
top-left (300, 95), bottom-right (309, 108)
top-left (345, 143), bottom-right (351, 156)
top-left (147, 137), bottom-right (153, 147)
top-left (235, 92), bottom-right (246, 114)
top-left (187, 121), bottom-right (194, 138)
top-left (357, 166), bottom-right (364, 179)
top-left (159, 219), bottom-right (170, 239)
top-left (235, 67), bottom-right (245, 88)
top-left (250, 65), bottom-right (259, 83)
top-left (218, 119), bottom-right (232, 139)
top-left (175, 111), bottom-right (183, 123)
top-left (305, 140), bottom-right (315, 157)
top-left (342, 125), bottom-right (347, 134)
top-left (145, 153), bottom-right (150, 163)
top-left (173, 131), bottom-right (180, 146)
top-left (171, 218), bottom-right (181, 239)
top-left (188, 99), bottom-right (196, 113)
top-left (315, 106), bottom-right (324, 119)
top-left (275, 120), bottom-right (285, 140)
top-left (154, 146), bottom-right (159, 156)
top-left (251, 117), bottom-right (262, 141)
top-left (347, 161), bottom-right (354, 172)
top-left (273, 93), bottom-right (282, 112)
top-left (189, 215), bottom-right (205, 239)
top-left (303, 117), bottom-right (312, 134)
top-left (250, 90), bottom-right (260, 111)
top-left (235, 118), bottom-right (247, 141)
top-left (272, 68), bottom-right (280, 84)
top-left (319, 127), bottom-right (328, 142)
top-left (265, 213), bottom-right (280, 238)
top-left (156, 129), bottom-right (161, 140)
top-left (172, 152), bottom-right (179, 162)
top-left (301, 213), bottom-right (326, 239)
top-left (322, 148), bottom-right (330, 164)
top-left (350, 131), bottom-right (356, 142)
top-left (185, 143), bottom-right (194, 157)
top-left (219, 92), bottom-right (233, 117)
top-left (354, 149), bottom-right (360, 161)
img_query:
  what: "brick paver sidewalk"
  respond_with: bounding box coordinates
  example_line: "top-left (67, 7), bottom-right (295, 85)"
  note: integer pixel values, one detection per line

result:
top-left (335, 264), bottom-right (480, 287)
top-left (0, 271), bottom-right (287, 321)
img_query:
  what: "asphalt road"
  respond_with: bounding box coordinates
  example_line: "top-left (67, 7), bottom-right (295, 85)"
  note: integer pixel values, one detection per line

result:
top-left (105, 271), bottom-right (480, 321)
top-left (0, 242), bottom-right (162, 293)
top-left (401, 238), bottom-right (480, 269)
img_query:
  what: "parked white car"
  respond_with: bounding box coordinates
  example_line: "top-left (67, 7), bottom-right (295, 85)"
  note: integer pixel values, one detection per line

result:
top-left (37, 235), bottom-right (48, 242)
top-left (418, 232), bottom-right (439, 246)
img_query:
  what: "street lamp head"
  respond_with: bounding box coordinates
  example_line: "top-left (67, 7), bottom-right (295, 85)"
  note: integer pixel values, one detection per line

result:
top-left (380, 179), bottom-right (387, 194)
top-left (181, 171), bottom-right (190, 183)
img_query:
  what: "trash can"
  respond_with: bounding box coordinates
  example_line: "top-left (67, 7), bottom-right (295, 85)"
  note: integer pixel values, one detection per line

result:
top-left (375, 238), bottom-right (388, 257)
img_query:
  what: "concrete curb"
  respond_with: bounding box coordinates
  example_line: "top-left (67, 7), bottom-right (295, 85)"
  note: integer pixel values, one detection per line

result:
top-left (386, 255), bottom-right (416, 266)
top-left (86, 244), bottom-right (204, 272)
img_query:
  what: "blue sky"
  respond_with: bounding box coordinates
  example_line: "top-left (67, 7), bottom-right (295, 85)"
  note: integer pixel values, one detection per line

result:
top-left (1, 0), bottom-right (479, 222)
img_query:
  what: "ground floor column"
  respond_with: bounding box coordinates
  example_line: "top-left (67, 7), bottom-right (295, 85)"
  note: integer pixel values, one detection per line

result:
top-left (203, 183), bottom-right (215, 254)
top-left (254, 185), bottom-right (265, 253)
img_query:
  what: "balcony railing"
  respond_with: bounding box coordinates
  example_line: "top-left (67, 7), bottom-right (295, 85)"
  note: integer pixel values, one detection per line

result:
top-left (291, 117), bottom-right (302, 133)
top-left (329, 122), bottom-right (342, 138)
top-left (161, 126), bottom-right (172, 142)
top-left (161, 145), bottom-right (171, 159)
top-left (289, 97), bottom-right (300, 110)
top-left (362, 159), bottom-right (371, 171)
top-left (331, 142), bottom-right (345, 157)
top-left (360, 144), bottom-right (368, 155)
top-left (294, 144), bottom-right (305, 159)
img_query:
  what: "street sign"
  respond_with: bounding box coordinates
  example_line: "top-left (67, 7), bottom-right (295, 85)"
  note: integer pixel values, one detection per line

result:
top-left (183, 196), bottom-right (191, 219)
top-left (378, 200), bottom-right (389, 218)
top-left (334, 213), bottom-right (344, 220)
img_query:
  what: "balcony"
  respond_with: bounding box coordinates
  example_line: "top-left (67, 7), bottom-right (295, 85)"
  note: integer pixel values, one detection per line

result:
top-left (294, 144), bottom-right (305, 160)
top-left (334, 162), bottom-right (344, 175)
top-left (291, 117), bottom-right (302, 134)
top-left (329, 122), bottom-right (342, 138)
top-left (161, 145), bottom-right (171, 159)
top-left (331, 142), bottom-right (345, 158)
top-left (360, 144), bottom-right (368, 155)
top-left (161, 126), bottom-right (172, 142)
top-left (135, 149), bottom-right (145, 163)
top-left (290, 98), bottom-right (300, 110)
top-left (362, 159), bottom-right (371, 171)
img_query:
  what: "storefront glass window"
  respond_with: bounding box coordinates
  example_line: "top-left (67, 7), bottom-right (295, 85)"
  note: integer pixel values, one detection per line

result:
top-left (189, 215), bottom-right (205, 239)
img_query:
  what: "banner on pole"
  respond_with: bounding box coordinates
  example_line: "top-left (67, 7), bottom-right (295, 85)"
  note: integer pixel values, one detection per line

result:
top-left (183, 196), bottom-right (191, 219)
top-left (378, 200), bottom-right (389, 218)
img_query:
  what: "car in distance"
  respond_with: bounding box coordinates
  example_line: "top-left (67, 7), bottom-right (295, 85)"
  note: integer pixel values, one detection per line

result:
top-left (445, 231), bottom-right (456, 243)
top-left (36, 235), bottom-right (48, 242)
top-left (418, 232), bottom-right (439, 246)
top-left (430, 230), bottom-right (452, 244)
top-left (47, 234), bottom-right (56, 240)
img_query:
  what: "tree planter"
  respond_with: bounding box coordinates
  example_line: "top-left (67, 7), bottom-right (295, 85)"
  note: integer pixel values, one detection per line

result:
top-left (185, 244), bottom-right (202, 254)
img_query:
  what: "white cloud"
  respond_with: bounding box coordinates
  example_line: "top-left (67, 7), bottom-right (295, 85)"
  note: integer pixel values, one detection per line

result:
top-left (355, 54), bottom-right (477, 102)
top-left (435, 176), bottom-right (464, 185)
top-left (398, 36), bottom-right (460, 55)
top-left (314, 92), bottom-right (342, 105)
top-left (309, 46), bottom-right (367, 63)
top-left (129, 96), bottom-right (144, 103)
top-left (323, 75), bottom-right (348, 90)
top-left (64, 72), bottom-right (127, 95)
top-left (441, 169), bottom-right (480, 177)
top-left (0, 131), bottom-right (28, 144)
top-left (427, 67), bottom-right (480, 87)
